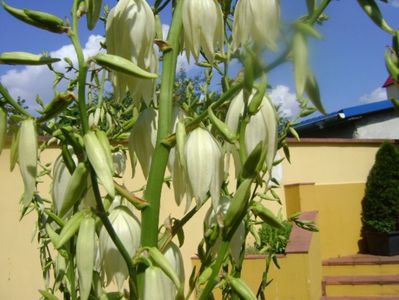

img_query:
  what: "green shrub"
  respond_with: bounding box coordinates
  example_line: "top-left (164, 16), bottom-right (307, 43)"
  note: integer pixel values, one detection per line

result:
top-left (362, 142), bottom-right (399, 233)
top-left (256, 220), bottom-right (292, 254)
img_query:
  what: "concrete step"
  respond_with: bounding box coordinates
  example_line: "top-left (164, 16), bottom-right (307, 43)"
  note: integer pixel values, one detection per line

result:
top-left (323, 254), bottom-right (399, 276)
top-left (322, 275), bottom-right (399, 297)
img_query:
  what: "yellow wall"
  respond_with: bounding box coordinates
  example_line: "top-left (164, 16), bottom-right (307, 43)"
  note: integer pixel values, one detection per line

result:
top-left (282, 141), bottom-right (380, 184)
top-left (0, 139), bottom-right (384, 298)
top-left (285, 182), bottom-right (366, 259)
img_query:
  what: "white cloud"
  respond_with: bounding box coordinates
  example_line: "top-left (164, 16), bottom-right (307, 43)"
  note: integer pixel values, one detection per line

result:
top-left (269, 85), bottom-right (299, 118)
top-left (0, 35), bottom-right (104, 111)
top-left (359, 87), bottom-right (387, 103)
top-left (389, 0), bottom-right (399, 7)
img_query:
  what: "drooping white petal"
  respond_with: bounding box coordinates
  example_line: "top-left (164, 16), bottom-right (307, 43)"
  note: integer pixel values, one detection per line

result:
top-left (184, 128), bottom-right (223, 209)
top-left (128, 108), bottom-right (157, 178)
top-left (232, 0), bottom-right (280, 50)
top-left (52, 155), bottom-right (71, 215)
top-left (106, 0), bottom-right (157, 103)
top-left (182, 0), bottom-right (224, 62)
top-left (99, 206), bottom-right (141, 290)
top-left (225, 90), bottom-right (278, 175)
top-left (185, 128), bottom-right (214, 204)
top-left (260, 96), bottom-right (278, 171)
top-left (245, 109), bottom-right (268, 155)
top-left (160, 242), bottom-right (185, 299)
top-left (144, 267), bottom-right (165, 300)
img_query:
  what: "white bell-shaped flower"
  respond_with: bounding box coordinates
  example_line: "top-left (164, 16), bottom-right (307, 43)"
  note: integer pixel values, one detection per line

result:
top-left (184, 127), bottom-right (223, 210)
top-left (51, 155), bottom-right (72, 215)
top-left (225, 90), bottom-right (278, 173)
top-left (106, 0), bottom-right (157, 104)
top-left (205, 197), bottom-right (245, 263)
top-left (232, 0), bottom-right (280, 50)
top-left (128, 107), bottom-right (157, 178)
top-left (99, 206), bottom-right (141, 290)
top-left (182, 0), bottom-right (224, 62)
top-left (143, 266), bottom-right (165, 300)
top-left (160, 242), bottom-right (185, 299)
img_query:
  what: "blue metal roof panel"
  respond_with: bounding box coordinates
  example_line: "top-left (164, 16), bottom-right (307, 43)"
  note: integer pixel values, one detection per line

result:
top-left (341, 100), bottom-right (393, 118)
top-left (296, 99), bottom-right (394, 129)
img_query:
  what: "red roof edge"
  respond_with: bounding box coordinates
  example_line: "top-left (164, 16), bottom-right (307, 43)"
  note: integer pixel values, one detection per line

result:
top-left (383, 75), bottom-right (395, 87)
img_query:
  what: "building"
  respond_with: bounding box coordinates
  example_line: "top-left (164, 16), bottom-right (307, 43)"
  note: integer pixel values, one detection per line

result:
top-left (295, 77), bottom-right (399, 139)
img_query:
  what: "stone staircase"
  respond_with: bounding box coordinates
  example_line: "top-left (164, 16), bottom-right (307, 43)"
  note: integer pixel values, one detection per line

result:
top-left (321, 254), bottom-right (399, 299)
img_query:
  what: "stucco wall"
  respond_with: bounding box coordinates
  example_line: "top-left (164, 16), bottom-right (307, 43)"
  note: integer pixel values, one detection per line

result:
top-left (0, 139), bottom-right (386, 298)
top-left (354, 111), bottom-right (399, 139)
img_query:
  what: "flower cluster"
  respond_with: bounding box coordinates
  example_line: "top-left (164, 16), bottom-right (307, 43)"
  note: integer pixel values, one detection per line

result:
top-left (106, 0), bottom-right (157, 104)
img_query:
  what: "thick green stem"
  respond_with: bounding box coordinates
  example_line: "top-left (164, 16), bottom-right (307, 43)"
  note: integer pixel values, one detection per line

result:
top-left (141, 0), bottom-right (183, 250)
top-left (69, 0), bottom-right (89, 135)
top-left (138, 1), bottom-right (184, 298)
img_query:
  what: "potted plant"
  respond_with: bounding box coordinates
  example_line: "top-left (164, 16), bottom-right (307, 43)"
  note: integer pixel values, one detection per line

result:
top-left (361, 142), bottom-right (399, 256)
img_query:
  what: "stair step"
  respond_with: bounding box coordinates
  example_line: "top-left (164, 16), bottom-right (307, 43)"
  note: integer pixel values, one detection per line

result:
top-left (323, 275), bottom-right (399, 297)
top-left (324, 275), bottom-right (399, 285)
top-left (323, 254), bottom-right (399, 266)
top-left (323, 254), bottom-right (399, 276)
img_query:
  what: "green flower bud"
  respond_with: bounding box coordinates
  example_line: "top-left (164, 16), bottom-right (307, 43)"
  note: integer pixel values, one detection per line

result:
top-left (18, 119), bottom-right (37, 207)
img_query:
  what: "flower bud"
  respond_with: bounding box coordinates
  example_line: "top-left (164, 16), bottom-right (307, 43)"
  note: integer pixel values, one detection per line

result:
top-left (76, 215), bottom-right (96, 300)
top-left (184, 127), bottom-right (224, 210)
top-left (182, 0), bottom-right (224, 62)
top-left (99, 206), bottom-right (141, 290)
top-left (232, 0), bottom-right (280, 50)
top-left (18, 119), bottom-right (37, 207)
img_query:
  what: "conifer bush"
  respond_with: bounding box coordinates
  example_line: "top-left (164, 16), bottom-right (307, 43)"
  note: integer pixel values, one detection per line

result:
top-left (362, 142), bottom-right (399, 233)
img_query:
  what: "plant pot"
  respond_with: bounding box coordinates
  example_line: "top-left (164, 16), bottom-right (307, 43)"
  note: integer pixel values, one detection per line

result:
top-left (365, 230), bottom-right (399, 256)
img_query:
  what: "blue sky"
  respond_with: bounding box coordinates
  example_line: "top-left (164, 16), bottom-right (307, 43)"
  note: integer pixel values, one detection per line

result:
top-left (0, 0), bottom-right (399, 117)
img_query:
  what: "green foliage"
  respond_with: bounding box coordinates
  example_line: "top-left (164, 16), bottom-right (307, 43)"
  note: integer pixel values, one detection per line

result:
top-left (362, 142), bottom-right (399, 233)
top-left (256, 220), bottom-right (292, 254)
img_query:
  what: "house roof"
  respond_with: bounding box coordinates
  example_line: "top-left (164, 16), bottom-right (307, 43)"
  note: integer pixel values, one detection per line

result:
top-left (295, 99), bottom-right (394, 131)
top-left (383, 76), bottom-right (394, 88)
